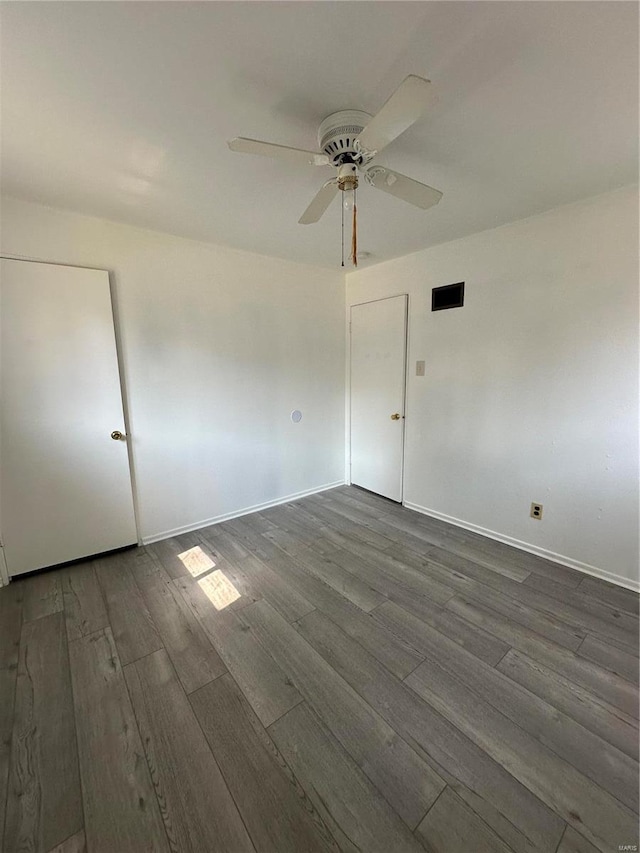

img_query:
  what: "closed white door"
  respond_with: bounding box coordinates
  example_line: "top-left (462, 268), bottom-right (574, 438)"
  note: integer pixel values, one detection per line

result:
top-left (350, 295), bottom-right (408, 501)
top-left (1, 259), bottom-right (137, 576)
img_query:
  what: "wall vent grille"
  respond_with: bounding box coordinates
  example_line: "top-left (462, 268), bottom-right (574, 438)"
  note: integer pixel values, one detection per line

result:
top-left (432, 282), bottom-right (464, 311)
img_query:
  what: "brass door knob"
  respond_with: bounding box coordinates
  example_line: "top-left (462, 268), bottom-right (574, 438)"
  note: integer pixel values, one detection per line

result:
top-left (390, 413), bottom-right (401, 420)
top-left (111, 430), bottom-right (125, 441)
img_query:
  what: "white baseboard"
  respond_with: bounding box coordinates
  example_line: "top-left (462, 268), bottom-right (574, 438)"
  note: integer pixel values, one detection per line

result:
top-left (403, 501), bottom-right (640, 593)
top-left (142, 480), bottom-right (346, 545)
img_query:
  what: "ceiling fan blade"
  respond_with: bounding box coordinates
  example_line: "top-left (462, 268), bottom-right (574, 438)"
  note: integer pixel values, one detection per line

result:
top-left (356, 75), bottom-right (434, 156)
top-left (228, 137), bottom-right (329, 167)
top-left (366, 167), bottom-right (442, 210)
top-left (299, 180), bottom-right (339, 224)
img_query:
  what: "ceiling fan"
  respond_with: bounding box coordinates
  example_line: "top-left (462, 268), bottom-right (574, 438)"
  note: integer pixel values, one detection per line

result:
top-left (228, 75), bottom-right (442, 258)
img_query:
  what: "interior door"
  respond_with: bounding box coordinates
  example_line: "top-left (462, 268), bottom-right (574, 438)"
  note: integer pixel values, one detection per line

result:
top-left (1, 258), bottom-right (137, 576)
top-left (350, 294), bottom-right (408, 501)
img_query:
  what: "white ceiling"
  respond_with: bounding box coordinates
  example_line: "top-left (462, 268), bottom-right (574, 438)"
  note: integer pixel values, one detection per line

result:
top-left (2, 1), bottom-right (638, 269)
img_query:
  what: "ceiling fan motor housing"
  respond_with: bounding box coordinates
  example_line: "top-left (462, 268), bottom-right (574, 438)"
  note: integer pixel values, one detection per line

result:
top-left (318, 110), bottom-right (372, 166)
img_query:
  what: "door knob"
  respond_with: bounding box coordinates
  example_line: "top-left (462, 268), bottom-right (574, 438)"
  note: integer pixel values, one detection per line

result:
top-left (390, 413), bottom-right (401, 420)
top-left (111, 430), bottom-right (125, 441)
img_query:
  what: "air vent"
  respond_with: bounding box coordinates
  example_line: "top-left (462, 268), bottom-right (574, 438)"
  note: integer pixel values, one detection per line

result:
top-left (432, 282), bottom-right (464, 311)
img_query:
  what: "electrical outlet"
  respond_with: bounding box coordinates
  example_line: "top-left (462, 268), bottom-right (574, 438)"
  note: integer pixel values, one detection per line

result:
top-left (530, 502), bottom-right (543, 520)
top-left (416, 360), bottom-right (425, 376)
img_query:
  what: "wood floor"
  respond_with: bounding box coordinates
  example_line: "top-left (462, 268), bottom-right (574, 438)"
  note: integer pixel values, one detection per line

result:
top-left (1, 486), bottom-right (638, 853)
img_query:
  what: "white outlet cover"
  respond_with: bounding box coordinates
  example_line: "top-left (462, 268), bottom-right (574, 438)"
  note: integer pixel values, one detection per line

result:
top-left (291, 410), bottom-right (302, 423)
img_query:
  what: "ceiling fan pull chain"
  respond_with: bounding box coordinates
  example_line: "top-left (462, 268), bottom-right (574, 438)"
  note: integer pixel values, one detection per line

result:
top-left (341, 189), bottom-right (345, 267)
top-left (351, 187), bottom-right (358, 267)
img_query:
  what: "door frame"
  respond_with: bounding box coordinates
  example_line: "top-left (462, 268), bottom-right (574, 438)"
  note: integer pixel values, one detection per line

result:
top-left (0, 545), bottom-right (9, 587)
top-left (346, 293), bottom-right (409, 503)
top-left (0, 255), bottom-right (143, 581)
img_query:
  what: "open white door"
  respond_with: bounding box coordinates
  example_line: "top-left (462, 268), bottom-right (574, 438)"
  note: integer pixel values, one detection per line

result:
top-left (1, 259), bottom-right (137, 576)
top-left (350, 295), bottom-right (408, 501)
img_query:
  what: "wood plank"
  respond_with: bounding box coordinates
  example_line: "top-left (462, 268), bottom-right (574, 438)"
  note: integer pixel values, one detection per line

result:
top-left (95, 554), bottom-right (163, 665)
top-left (293, 608), bottom-right (564, 853)
top-left (134, 572), bottom-right (226, 694)
top-left (21, 571), bottom-right (63, 622)
top-left (239, 599), bottom-right (445, 830)
top-left (190, 673), bottom-right (339, 853)
top-left (334, 487), bottom-right (425, 521)
top-left (47, 829), bottom-right (86, 853)
top-left (329, 550), bottom-right (459, 633)
top-left (278, 503), bottom-right (344, 552)
top-left (61, 563), bottom-right (109, 642)
top-left (427, 546), bottom-right (531, 591)
top-left (269, 702), bottom-right (425, 853)
top-left (262, 541), bottom-right (424, 678)
top-left (190, 562), bottom-right (256, 612)
top-left (372, 591), bottom-right (511, 667)
top-left (432, 548), bottom-right (638, 648)
top-left (299, 497), bottom-right (399, 551)
top-left (340, 489), bottom-right (582, 589)
top-left (465, 583), bottom-right (586, 651)
top-left (155, 538), bottom-right (261, 614)
top-left (328, 540), bottom-right (455, 607)
top-left (4, 611), bottom-right (82, 852)
top-left (577, 634), bottom-right (639, 685)
top-left (415, 786), bottom-right (514, 853)
top-left (454, 535), bottom-right (581, 588)
top-left (125, 548), bottom-right (173, 584)
top-left (118, 546), bottom-right (162, 578)
top-left (556, 826), bottom-right (604, 853)
top-left (377, 601), bottom-right (637, 813)
top-left (212, 513), bottom-right (275, 562)
top-left (448, 595), bottom-right (639, 718)
top-left (334, 484), bottom-right (394, 514)
top-left (378, 510), bottom-right (474, 550)
top-left (221, 513), bottom-right (314, 561)
top-left (261, 524), bottom-right (313, 556)
top-left (406, 655), bottom-right (638, 852)
top-left (380, 512), bottom-right (483, 564)
top-left (314, 494), bottom-right (408, 541)
top-left (260, 504), bottom-right (320, 543)
top-left (230, 511), bottom-right (278, 534)
top-left (124, 649), bottom-right (254, 852)
top-left (522, 573), bottom-right (639, 647)
top-left (174, 575), bottom-right (302, 726)
top-left (68, 627), bottom-right (169, 853)
top-left (146, 532), bottom-right (211, 579)
top-left (235, 552), bottom-right (315, 622)
top-left (295, 548), bottom-right (387, 612)
top-left (576, 576), bottom-right (639, 616)
top-left (317, 487), bottom-right (389, 518)
top-left (374, 515), bottom-right (453, 555)
top-left (0, 582), bottom-right (23, 844)
top-left (199, 522), bottom-right (254, 562)
top-left (524, 572), bottom-right (640, 626)
top-left (497, 649), bottom-right (639, 762)
top-left (377, 543), bottom-right (586, 652)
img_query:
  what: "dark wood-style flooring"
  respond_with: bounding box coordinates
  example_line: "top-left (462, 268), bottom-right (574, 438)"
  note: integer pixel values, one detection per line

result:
top-left (1, 485), bottom-right (638, 853)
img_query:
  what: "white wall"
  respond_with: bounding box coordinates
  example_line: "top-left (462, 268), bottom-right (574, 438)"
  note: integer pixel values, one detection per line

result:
top-left (347, 186), bottom-right (639, 588)
top-left (1, 197), bottom-right (345, 543)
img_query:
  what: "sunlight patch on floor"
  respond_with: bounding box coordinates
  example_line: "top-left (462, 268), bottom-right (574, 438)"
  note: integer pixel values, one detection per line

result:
top-left (198, 570), bottom-right (241, 610)
top-left (178, 545), bottom-right (215, 578)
